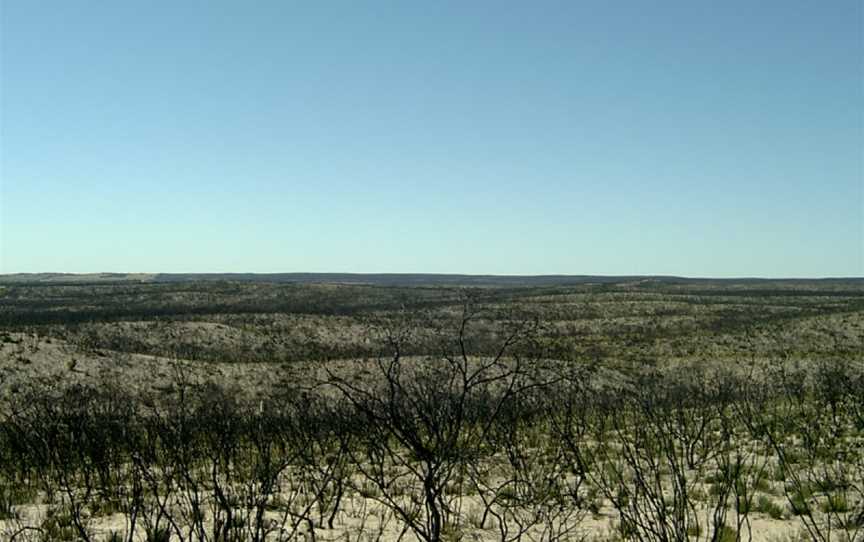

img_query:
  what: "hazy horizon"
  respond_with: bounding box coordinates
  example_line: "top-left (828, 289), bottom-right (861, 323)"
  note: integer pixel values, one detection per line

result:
top-left (2, 271), bottom-right (862, 282)
top-left (2, 1), bottom-right (862, 277)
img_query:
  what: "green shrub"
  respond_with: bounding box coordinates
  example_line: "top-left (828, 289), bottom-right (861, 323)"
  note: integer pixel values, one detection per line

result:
top-left (145, 525), bottom-right (171, 542)
top-left (717, 525), bottom-right (738, 542)
top-left (820, 494), bottom-right (849, 514)
top-left (0, 490), bottom-right (15, 520)
top-left (787, 489), bottom-right (811, 516)
top-left (754, 495), bottom-right (785, 519)
top-left (753, 475), bottom-right (772, 493)
top-left (40, 507), bottom-right (79, 541)
top-left (770, 463), bottom-right (786, 482)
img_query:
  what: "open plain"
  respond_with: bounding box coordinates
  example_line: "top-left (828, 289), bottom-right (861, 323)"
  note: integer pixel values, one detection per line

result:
top-left (0, 275), bottom-right (862, 541)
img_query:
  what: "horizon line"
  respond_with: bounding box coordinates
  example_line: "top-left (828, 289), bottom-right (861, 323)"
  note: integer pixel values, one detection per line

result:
top-left (1, 271), bottom-right (863, 281)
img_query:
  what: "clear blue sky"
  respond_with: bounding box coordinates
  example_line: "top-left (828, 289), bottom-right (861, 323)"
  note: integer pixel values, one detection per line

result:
top-left (1, 1), bottom-right (861, 277)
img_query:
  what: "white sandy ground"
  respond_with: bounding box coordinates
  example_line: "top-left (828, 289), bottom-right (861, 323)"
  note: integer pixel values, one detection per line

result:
top-left (1, 491), bottom-right (806, 541)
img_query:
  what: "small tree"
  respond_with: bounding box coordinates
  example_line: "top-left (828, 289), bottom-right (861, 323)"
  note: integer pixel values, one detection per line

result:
top-left (325, 300), bottom-right (548, 541)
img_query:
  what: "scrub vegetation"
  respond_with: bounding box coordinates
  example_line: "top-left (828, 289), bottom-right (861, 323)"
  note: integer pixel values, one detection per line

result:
top-left (0, 276), bottom-right (862, 541)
